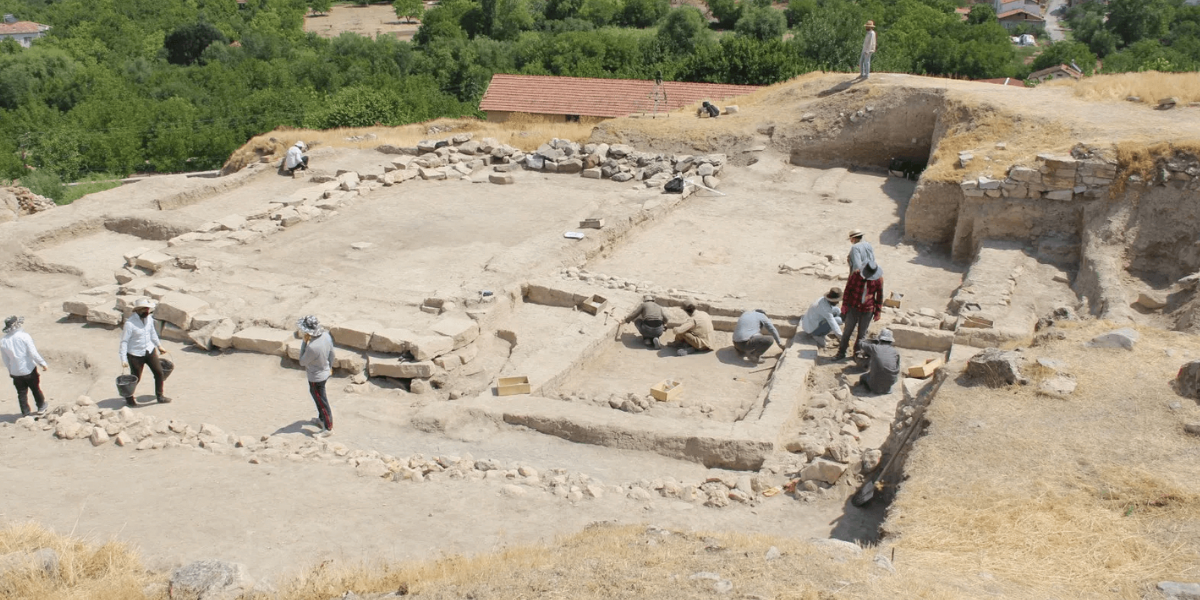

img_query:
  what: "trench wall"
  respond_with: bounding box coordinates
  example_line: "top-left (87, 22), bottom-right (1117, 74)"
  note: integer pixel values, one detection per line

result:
top-left (781, 88), bottom-right (944, 169)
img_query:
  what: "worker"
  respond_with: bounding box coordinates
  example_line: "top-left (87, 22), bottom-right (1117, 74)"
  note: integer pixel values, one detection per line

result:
top-left (701, 101), bottom-right (720, 118)
top-left (856, 329), bottom-right (900, 393)
top-left (284, 141), bottom-right (309, 174)
top-left (1, 316), bottom-right (49, 417)
top-left (625, 295), bottom-right (669, 349)
top-left (847, 228), bottom-right (877, 276)
top-left (801, 288), bottom-right (844, 349)
top-left (733, 309), bottom-right (784, 364)
top-left (297, 315), bottom-right (336, 437)
top-left (119, 298), bottom-right (171, 406)
top-left (834, 262), bottom-right (884, 361)
top-left (859, 20), bottom-right (876, 80)
top-left (672, 303), bottom-right (714, 355)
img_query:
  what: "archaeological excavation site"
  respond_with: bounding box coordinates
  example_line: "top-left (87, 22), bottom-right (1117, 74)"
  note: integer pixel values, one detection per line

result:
top-left (3, 72), bottom-right (1200, 600)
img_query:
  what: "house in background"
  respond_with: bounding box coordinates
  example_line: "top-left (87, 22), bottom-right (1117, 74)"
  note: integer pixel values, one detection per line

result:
top-left (994, 0), bottom-right (1045, 28)
top-left (479, 74), bottom-right (759, 123)
top-left (0, 14), bottom-right (50, 47)
top-left (1028, 63), bottom-right (1083, 84)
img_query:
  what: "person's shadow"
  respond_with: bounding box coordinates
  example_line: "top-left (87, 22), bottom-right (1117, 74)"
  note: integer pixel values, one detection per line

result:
top-left (272, 420), bottom-right (315, 436)
top-left (817, 78), bottom-right (861, 97)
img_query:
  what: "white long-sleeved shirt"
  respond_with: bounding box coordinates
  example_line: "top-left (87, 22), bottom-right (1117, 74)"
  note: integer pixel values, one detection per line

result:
top-left (801, 297), bottom-right (844, 337)
top-left (120, 313), bottom-right (161, 362)
top-left (1, 331), bottom-right (47, 376)
top-left (285, 145), bottom-right (305, 170)
top-left (863, 30), bottom-right (876, 54)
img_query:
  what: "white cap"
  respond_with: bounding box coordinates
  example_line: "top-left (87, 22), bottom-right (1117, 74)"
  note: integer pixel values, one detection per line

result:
top-left (295, 141), bottom-right (306, 150)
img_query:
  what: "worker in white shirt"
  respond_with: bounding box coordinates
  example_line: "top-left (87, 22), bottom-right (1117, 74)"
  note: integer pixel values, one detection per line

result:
top-left (284, 141), bottom-right (309, 174)
top-left (1, 316), bottom-right (49, 416)
top-left (860, 20), bottom-right (876, 79)
top-left (119, 298), bottom-right (171, 406)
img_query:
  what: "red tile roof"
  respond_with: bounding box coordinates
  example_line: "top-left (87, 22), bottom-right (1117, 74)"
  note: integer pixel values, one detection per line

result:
top-left (997, 9), bottom-right (1044, 20)
top-left (479, 74), bottom-right (760, 118)
top-left (0, 21), bottom-right (47, 35)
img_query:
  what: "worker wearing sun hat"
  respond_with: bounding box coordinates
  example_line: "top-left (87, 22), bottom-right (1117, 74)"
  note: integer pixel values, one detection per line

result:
top-left (860, 20), bottom-right (877, 80)
top-left (297, 315), bottom-right (335, 436)
top-left (284, 140), bottom-right (309, 174)
top-left (857, 328), bottom-right (900, 393)
top-left (120, 297), bottom-right (170, 406)
top-left (847, 228), bottom-right (878, 277)
top-left (2, 316), bottom-right (50, 416)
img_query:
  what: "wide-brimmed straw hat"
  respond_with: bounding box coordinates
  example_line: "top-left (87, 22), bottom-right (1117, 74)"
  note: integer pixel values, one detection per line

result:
top-left (297, 315), bottom-right (325, 336)
top-left (294, 141), bottom-right (307, 151)
top-left (865, 20), bottom-right (875, 29)
top-left (848, 228), bottom-right (864, 240)
top-left (3, 316), bottom-right (23, 334)
top-left (878, 328), bottom-right (894, 343)
top-left (133, 298), bottom-right (155, 310)
top-left (825, 288), bottom-right (843, 302)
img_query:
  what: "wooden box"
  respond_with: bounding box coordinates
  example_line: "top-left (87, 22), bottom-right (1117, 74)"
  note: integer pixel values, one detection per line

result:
top-left (496, 376), bottom-right (531, 396)
top-left (906, 357), bottom-right (944, 379)
top-left (883, 291), bottom-right (904, 309)
top-left (579, 294), bottom-right (608, 315)
top-left (961, 315), bottom-right (993, 329)
top-left (650, 379), bottom-right (684, 401)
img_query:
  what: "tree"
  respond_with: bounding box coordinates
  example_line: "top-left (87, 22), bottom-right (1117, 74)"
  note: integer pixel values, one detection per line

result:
top-left (164, 22), bottom-right (228, 66)
top-left (967, 4), bottom-right (995, 25)
top-left (1087, 28), bottom-right (1118, 58)
top-left (784, 0), bottom-right (815, 28)
top-left (619, 0), bottom-right (669, 27)
top-left (493, 0), bottom-right (535, 40)
top-left (1031, 40), bottom-right (1097, 75)
top-left (309, 0), bottom-right (333, 15)
top-left (546, 0), bottom-right (585, 20)
top-left (705, 0), bottom-right (741, 29)
top-left (1106, 0), bottom-right (1173, 47)
top-left (657, 6), bottom-right (712, 54)
top-left (579, 0), bottom-right (622, 27)
top-left (394, 0), bottom-right (425, 23)
top-left (735, 6), bottom-right (786, 41)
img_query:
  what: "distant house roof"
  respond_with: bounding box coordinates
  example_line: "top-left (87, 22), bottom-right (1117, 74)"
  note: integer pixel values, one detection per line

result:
top-left (0, 20), bottom-right (48, 35)
top-left (1029, 63), bottom-right (1083, 81)
top-left (955, 7), bottom-right (971, 21)
top-left (997, 0), bottom-right (1041, 15)
top-left (998, 8), bottom-right (1045, 21)
top-left (479, 74), bottom-right (760, 118)
top-left (978, 77), bottom-right (1026, 87)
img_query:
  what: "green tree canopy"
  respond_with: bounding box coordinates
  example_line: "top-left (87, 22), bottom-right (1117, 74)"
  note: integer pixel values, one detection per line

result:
top-left (1106, 0), bottom-right (1173, 46)
top-left (735, 6), bottom-right (786, 41)
top-left (657, 6), bottom-right (712, 54)
top-left (394, 0), bottom-right (425, 23)
top-left (705, 0), bottom-right (742, 29)
top-left (967, 4), bottom-right (995, 25)
top-left (1031, 40), bottom-right (1097, 75)
top-left (164, 22), bottom-right (228, 65)
top-left (619, 0), bottom-right (669, 27)
top-left (309, 0), bottom-right (333, 15)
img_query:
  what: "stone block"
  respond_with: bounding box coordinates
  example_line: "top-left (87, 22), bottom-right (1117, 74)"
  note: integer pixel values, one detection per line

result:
top-left (63, 295), bottom-right (107, 316)
top-left (977, 176), bottom-right (1001, 190)
top-left (135, 251), bottom-right (174, 272)
top-left (800, 458), bottom-right (846, 484)
top-left (1008, 166), bottom-right (1039, 182)
top-left (155, 292), bottom-right (210, 331)
top-left (216, 215), bottom-right (246, 231)
top-left (889, 325), bottom-right (954, 352)
top-left (86, 305), bottom-right (123, 326)
top-left (210, 320), bottom-right (237, 349)
top-left (160, 322), bottom-right (190, 342)
top-left (966, 348), bottom-right (1022, 386)
top-left (368, 357), bottom-right (434, 378)
top-left (419, 167), bottom-right (447, 180)
top-left (189, 318), bottom-right (231, 351)
top-left (431, 315), bottom-right (479, 350)
top-left (557, 159), bottom-right (584, 174)
top-left (410, 334), bottom-right (454, 361)
top-left (1136, 292), bottom-right (1167, 310)
top-left (369, 328), bottom-right (415, 353)
top-left (1044, 189), bottom-right (1073, 201)
top-left (581, 168), bottom-right (601, 179)
top-left (489, 173), bottom-right (514, 185)
top-left (334, 349), bottom-right (365, 374)
top-left (1088, 328), bottom-right (1138, 350)
top-left (329, 320), bottom-right (379, 350)
top-left (231, 327), bottom-right (294, 356)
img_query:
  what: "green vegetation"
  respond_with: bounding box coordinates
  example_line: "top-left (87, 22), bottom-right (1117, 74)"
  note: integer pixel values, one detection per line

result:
top-left (1, 0), bottom-right (1196, 197)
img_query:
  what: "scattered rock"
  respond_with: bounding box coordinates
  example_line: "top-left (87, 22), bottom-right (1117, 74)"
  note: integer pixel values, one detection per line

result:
top-left (966, 348), bottom-right (1022, 387)
top-left (90, 427), bottom-right (110, 446)
top-left (0, 548), bottom-right (58, 578)
top-left (501, 484), bottom-right (527, 497)
top-left (1184, 422), bottom-right (1200, 436)
top-left (1158, 581), bottom-right (1200, 599)
top-left (1088, 328), bottom-right (1138, 350)
top-left (169, 560), bottom-right (253, 600)
top-left (1038, 375), bottom-right (1077, 398)
top-left (764, 546), bottom-right (780, 561)
top-left (1135, 292), bottom-right (1167, 310)
top-left (1179, 361), bottom-right (1200, 400)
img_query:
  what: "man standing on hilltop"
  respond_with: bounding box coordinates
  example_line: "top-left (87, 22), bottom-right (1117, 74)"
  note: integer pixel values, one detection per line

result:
top-left (860, 20), bottom-right (876, 80)
top-left (1, 316), bottom-right (49, 417)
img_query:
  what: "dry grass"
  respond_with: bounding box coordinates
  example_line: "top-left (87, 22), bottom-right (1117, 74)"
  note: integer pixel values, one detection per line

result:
top-left (1044, 71), bottom-right (1200, 105)
top-left (887, 320), bottom-right (1200, 598)
top-left (222, 114), bottom-right (603, 174)
top-left (0, 522), bottom-right (154, 600)
top-left (923, 100), bottom-right (1074, 183)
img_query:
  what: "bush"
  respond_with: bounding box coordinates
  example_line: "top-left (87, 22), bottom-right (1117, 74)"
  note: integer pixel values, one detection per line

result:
top-left (19, 169), bottom-right (65, 204)
top-left (705, 0), bottom-right (742, 30)
top-left (735, 6), bottom-right (787, 41)
top-left (657, 6), bottom-right (712, 54)
top-left (164, 22), bottom-right (228, 66)
top-left (619, 0), bottom-right (669, 27)
top-left (1031, 40), bottom-right (1097, 75)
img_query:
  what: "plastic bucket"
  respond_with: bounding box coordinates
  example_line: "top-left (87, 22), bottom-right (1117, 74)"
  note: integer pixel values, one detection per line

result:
top-left (116, 374), bottom-right (139, 398)
top-left (160, 359), bottom-right (174, 381)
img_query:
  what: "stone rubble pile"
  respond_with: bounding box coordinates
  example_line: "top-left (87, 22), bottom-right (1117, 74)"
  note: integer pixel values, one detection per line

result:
top-left (777, 252), bottom-right (847, 281)
top-left (961, 151), bottom-right (1118, 202)
top-left (780, 384), bottom-right (891, 497)
top-left (0, 185), bottom-right (55, 223)
top-left (10, 397), bottom-right (785, 510)
top-left (521, 139), bottom-right (725, 191)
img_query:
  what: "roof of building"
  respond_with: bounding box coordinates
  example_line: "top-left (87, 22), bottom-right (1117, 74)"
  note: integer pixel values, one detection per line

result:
top-left (955, 7), bottom-right (971, 20)
top-left (0, 20), bottom-right (48, 35)
top-left (1029, 64), bottom-right (1083, 80)
top-left (997, 8), bottom-right (1045, 20)
top-left (997, 0), bottom-right (1041, 15)
top-left (479, 74), bottom-right (760, 118)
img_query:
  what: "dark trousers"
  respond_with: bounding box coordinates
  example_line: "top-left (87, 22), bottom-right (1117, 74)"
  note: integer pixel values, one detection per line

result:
top-left (11, 370), bottom-right (46, 416)
top-left (309, 379), bottom-right (333, 430)
top-left (735, 335), bottom-right (775, 360)
top-left (127, 350), bottom-right (165, 399)
top-left (635, 319), bottom-right (665, 342)
top-left (837, 308), bottom-right (873, 358)
top-left (287, 156), bottom-right (309, 173)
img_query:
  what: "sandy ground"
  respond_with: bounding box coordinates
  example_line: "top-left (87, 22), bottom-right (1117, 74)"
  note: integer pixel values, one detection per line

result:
top-left (0, 144), bottom-right (950, 580)
top-left (304, 4), bottom-right (421, 41)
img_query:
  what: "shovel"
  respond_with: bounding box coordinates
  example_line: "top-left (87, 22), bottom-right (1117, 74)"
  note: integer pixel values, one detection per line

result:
top-left (852, 370), bottom-right (947, 507)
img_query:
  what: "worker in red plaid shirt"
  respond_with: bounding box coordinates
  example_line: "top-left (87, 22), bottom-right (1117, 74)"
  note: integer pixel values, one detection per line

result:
top-left (834, 262), bottom-right (884, 361)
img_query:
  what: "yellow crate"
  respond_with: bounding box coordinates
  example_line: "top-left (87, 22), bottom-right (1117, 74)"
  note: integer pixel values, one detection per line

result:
top-left (650, 379), bottom-right (684, 401)
top-left (496, 376), bottom-right (531, 396)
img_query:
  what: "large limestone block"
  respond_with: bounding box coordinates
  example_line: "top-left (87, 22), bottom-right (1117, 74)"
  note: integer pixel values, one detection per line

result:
top-left (231, 327), bottom-right (294, 356)
top-left (160, 322), bottom-right (191, 343)
top-left (86, 305), bottom-right (123, 326)
top-left (368, 357), bottom-right (434, 379)
top-left (135, 250), bottom-right (174, 272)
top-left (889, 325), bottom-right (954, 352)
top-left (63, 295), bottom-right (108, 316)
top-left (155, 292), bottom-right (210, 330)
top-left (410, 334), bottom-right (454, 361)
top-left (800, 458), bottom-right (847, 484)
top-left (334, 349), bottom-right (365, 374)
top-left (169, 560), bottom-right (253, 600)
top-left (431, 315), bottom-right (479, 350)
top-left (557, 159), bottom-right (584, 174)
top-left (329, 320), bottom-right (379, 350)
top-left (189, 318), bottom-right (233, 351)
top-left (369, 328), bottom-right (416, 353)
top-left (210, 320), bottom-right (237, 349)
top-left (419, 167), bottom-right (447, 180)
